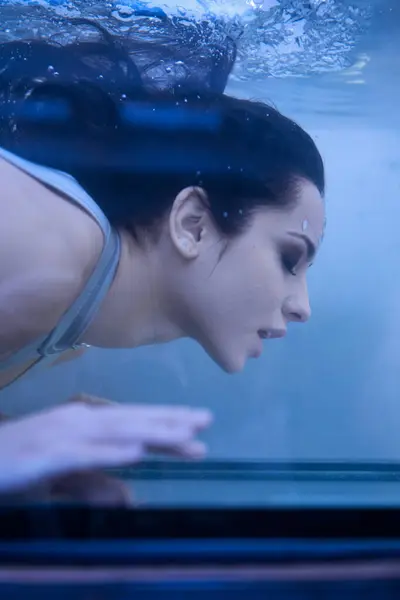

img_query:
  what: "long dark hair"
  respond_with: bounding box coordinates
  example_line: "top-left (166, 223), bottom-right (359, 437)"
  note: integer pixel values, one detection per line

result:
top-left (0, 19), bottom-right (324, 238)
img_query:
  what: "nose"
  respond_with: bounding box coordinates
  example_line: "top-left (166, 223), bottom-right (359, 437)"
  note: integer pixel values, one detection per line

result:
top-left (282, 288), bottom-right (311, 324)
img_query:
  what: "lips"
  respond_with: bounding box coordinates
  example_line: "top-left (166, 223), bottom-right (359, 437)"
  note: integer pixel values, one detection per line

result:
top-left (258, 329), bottom-right (287, 340)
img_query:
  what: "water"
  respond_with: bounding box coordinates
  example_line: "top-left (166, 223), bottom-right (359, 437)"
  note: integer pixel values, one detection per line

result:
top-left (0, 0), bottom-right (375, 79)
top-left (0, 0), bottom-right (399, 506)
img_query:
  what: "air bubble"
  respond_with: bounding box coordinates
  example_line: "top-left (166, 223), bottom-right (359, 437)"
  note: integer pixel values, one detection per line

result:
top-left (111, 5), bottom-right (134, 22)
top-left (223, 211), bottom-right (228, 218)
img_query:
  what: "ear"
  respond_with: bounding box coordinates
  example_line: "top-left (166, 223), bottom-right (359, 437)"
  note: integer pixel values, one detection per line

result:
top-left (169, 186), bottom-right (212, 260)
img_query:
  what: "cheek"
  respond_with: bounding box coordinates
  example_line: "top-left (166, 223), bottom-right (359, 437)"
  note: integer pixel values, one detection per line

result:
top-left (221, 246), bottom-right (282, 313)
top-left (252, 247), bottom-right (288, 314)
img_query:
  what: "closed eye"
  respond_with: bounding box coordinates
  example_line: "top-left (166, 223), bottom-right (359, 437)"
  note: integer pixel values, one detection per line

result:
top-left (282, 245), bottom-right (303, 276)
top-left (288, 232), bottom-right (317, 264)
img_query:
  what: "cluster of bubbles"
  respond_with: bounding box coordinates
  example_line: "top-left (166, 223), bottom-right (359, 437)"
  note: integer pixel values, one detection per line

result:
top-left (233, 0), bottom-right (373, 79)
top-left (0, 0), bottom-right (372, 80)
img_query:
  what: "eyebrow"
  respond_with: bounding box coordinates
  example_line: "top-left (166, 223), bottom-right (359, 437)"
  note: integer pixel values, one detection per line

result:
top-left (288, 232), bottom-right (316, 262)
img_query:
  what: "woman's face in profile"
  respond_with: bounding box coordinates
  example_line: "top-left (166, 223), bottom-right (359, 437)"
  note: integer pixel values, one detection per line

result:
top-left (168, 180), bottom-right (325, 373)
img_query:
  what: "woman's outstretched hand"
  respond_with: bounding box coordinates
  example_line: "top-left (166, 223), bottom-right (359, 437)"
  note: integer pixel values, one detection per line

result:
top-left (0, 393), bottom-right (212, 501)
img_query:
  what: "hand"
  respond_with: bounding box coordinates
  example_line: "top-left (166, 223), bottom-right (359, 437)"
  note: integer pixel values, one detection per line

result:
top-left (48, 395), bottom-right (133, 506)
top-left (0, 393), bottom-right (212, 496)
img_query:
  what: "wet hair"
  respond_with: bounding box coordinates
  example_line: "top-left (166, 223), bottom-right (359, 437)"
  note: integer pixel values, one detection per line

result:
top-left (0, 19), bottom-right (324, 239)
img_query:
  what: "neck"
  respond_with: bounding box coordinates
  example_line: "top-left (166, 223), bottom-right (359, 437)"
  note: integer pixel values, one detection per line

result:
top-left (82, 229), bottom-right (183, 348)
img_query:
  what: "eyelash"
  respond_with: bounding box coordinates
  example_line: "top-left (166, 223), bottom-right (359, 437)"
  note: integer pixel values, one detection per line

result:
top-left (282, 247), bottom-right (303, 276)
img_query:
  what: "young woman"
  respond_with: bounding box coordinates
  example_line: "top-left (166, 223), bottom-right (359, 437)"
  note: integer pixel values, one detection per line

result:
top-left (0, 22), bottom-right (325, 502)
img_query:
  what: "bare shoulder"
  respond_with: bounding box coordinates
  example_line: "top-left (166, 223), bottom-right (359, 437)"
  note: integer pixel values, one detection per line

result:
top-left (0, 156), bottom-right (101, 359)
top-left (0, 271), bottom-right (80, 359)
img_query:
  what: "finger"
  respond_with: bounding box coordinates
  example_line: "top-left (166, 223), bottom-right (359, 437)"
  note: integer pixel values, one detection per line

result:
top-left (102, 405), bottom-right (213, 431)
top-left (73, 445), bottom-right (144, 470)
top-left (150, 410), bottom-right (212, 431)
top-left (91, 439), bottom-right (207, 465)
top-left (59, 436), bottom-right (207, 477)
top-left (96, 421), bottom-right (200, 446)
top-left (148, 440), bottom-right (207, 460)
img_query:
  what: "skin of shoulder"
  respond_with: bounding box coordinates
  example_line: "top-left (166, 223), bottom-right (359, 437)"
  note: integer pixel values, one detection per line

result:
top-left (0, 156), bottom-right (101, 361)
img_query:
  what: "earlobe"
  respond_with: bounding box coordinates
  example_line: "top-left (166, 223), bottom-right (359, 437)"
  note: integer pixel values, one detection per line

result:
top-left (178, 237), bottom-right (197, 257)
top-left (169, 186), bottom-right (208, 260)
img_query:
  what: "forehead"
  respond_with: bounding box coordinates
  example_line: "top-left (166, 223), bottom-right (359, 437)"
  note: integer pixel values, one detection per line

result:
top-left (286, 180), bottom-right (325, 244)
top-left (254, 180), bottom-right (325, 250)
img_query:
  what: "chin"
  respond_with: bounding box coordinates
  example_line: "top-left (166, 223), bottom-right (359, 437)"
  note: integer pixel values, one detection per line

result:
top-left (199, 336), bottom-right (246, 374)
top-left (210, 350), bottom-right (246, 375)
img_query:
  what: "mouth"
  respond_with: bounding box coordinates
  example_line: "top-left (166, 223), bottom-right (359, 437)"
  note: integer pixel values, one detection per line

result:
top-left (258, 328), bottom-right (287, 340)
